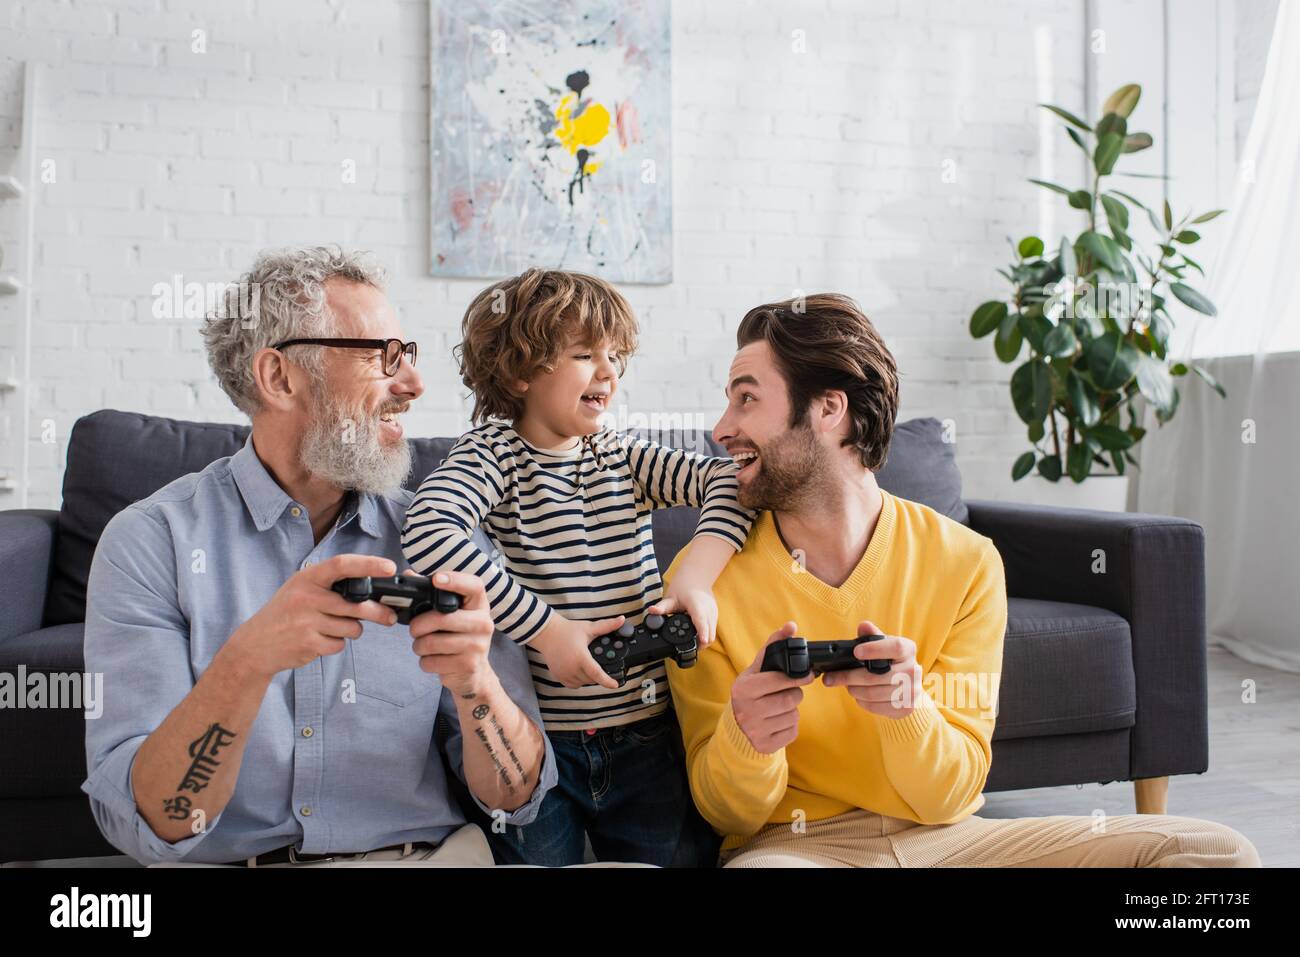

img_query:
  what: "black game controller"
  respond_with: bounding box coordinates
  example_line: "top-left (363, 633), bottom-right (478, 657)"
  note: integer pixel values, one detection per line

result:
top-left (761, 635), bottom-right (893, 679)
top-left (332, 575), bottom-right (462, 624)
top-left (589, 614), bottom-right (699, 685)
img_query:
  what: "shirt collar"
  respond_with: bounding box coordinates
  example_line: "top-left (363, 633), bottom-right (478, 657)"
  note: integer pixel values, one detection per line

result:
top-left (230, 433), bottom-right (384, 538)
top-left (230, 434), bottom-right (296, 532)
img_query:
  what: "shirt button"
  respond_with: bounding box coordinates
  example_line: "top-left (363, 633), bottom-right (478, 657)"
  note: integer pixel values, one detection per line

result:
top-left (301, 806), bottom-right (312, 817)
top-left (302, 727), bottom-right (314, 738)
top-left (290, 506), bottom-right (302, 518)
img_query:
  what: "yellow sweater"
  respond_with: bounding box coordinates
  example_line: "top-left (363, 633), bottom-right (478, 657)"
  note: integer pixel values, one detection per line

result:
top-left (665, 489), bottom-right (1007, 851)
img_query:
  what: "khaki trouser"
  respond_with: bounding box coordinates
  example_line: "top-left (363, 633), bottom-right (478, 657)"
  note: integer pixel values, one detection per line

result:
top-left (723, 808), bottom-right (1261, 868)
top-left (153, 824), bottom-right (650, 868)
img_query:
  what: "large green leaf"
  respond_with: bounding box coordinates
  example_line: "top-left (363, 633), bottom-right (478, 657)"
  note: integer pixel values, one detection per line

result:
top-left (1087, 424), bottom-right (1135, 451)
top-left (1067, 441), bottom-right (1091, 482)
top-left (1135, 353), bottom-right (1176, 414)
top-left (1012, 451), bottom-right (1036, 481)
top-left (1095, 112), bottom-right (1128, 138)
top-left (1068, 189), bottom-right (1093, 210)
top-left (1094, 133), bottom-right (1124, 175)
top-left (1169, 283), bottom-right (1217, 316)
top-left (1076, 231), bottom-right (1123, 272)
top-left (970, 300), bottom-right (1007, 337)
top-left (1100, 194), bottom-right (1130, 235)
top-left (1191, 209), bottom-right (1226, 224)
top-left (1175, 229), bottom-right (1201, 244)
top-left (1037, 454), bottom-right (1063, 482)
top-left (1067, 371), bottom-right (1100, 426)
top-left (1083, 330), bottom-right (1140, 390)
top-left (1018, 309), bottom-right (1053, 353)
top-left (1065, 126), bottom-right (1089, 153)
top-left (1043, 323), bottom-right (1077, 358)
top-left (1102, 83), bottom-right (1142, 118)
top-left (995, 312), bottom-right (1024, 362)
top-left (1010, 360), bottom-right (1053, 424)
top-left (1038, 104), bottom-right (1092, 131)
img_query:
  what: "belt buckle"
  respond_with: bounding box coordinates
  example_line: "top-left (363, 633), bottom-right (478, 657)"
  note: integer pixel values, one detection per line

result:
top-left (288, 846), bottom-right (336, 865)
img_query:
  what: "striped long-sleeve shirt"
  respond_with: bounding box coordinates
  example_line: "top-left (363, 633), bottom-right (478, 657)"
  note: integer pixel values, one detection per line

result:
top-left (401, 422), bottom-right (753, 730)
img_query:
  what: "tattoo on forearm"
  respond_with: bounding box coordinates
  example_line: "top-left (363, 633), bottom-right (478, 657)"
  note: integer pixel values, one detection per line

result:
top-left (488, 713), bottom-right (528, 784)
top-left (473, 726), bottom-right (517, 795)
top-left (460, 692), bottom-right (476, 699)
top-left (172, 722), bottom-right (237, 799)
top-left (163, 795), bottom-right (193, 821)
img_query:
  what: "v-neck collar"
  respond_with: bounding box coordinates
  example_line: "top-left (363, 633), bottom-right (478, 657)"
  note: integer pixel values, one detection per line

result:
top-left (755, 488), bottom-right (896, 613)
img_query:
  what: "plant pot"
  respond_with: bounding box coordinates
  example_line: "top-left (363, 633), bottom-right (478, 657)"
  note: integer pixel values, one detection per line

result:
top-left (1011, 474), bottom-right (1131, 512)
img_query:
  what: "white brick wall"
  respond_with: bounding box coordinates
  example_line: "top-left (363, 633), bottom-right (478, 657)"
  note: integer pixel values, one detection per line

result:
top-left (0, 0), bottom-right (1092, 509)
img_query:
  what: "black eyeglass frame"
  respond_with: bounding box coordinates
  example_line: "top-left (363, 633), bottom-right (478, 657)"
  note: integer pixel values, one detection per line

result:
top-left (272, 337), bottom-right (418, 376)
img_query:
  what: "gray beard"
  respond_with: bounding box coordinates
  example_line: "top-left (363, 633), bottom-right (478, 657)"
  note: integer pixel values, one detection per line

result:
top-left (299, 389), bottom-right (412, 495)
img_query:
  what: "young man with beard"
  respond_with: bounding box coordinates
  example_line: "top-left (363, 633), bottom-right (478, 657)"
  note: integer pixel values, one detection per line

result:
top-left (663, 294), bottom-right (1260, 868)
top-left (81, 246), bottom-right (556, 866)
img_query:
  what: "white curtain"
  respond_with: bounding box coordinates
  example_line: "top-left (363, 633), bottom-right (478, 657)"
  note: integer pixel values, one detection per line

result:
top-left (1135, 0), bottom-right (1300, 673)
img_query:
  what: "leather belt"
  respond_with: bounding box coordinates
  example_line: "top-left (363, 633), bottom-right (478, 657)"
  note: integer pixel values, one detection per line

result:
top-left (234, 841), bottom-right (438, 867)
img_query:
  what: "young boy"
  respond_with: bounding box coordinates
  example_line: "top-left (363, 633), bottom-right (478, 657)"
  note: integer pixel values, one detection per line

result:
top-left (401, 268), bottom-right (752, 866)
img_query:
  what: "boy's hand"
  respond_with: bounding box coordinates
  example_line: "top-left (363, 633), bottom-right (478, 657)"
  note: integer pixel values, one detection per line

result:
top-left (648, 586), bottom-right (718, 647)
top-left (529, 614), bottom-right (625, 690)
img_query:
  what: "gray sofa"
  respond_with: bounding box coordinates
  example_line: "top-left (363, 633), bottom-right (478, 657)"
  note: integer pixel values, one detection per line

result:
top-left (0, 409), bottom-right (1209, 863)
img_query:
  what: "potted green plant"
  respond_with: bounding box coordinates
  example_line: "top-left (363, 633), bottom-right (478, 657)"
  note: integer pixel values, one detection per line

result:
top-left (969, 83), bottom-right (1227, 505)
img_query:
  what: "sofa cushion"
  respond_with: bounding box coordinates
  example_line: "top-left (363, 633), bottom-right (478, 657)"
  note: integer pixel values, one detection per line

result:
top-left (875, 417), bottom-right (969, 525)
top-left (991, 598), bottom-right (1136, 741)
top-left (0, 624), bottom-right (91, 798)
top-left (46, 412), bottom-right (252, 626)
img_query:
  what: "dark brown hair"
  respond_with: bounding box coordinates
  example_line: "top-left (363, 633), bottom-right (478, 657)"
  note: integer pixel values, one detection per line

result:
top-left (736, 293), bottom-right (899, 470)
top-left (456, 268), bottom-right (640, 424)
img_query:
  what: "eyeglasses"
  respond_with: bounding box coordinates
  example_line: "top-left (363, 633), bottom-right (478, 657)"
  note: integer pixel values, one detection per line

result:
top-left (272, 338), bottom-right (418, 376)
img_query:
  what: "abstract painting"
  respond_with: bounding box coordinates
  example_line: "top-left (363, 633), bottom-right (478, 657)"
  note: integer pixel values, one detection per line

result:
top-left (429, 0), bottom-right (672, 283)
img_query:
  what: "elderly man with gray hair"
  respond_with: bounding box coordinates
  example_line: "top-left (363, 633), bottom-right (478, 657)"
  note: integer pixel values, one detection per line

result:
top-left (81, 246), bottom-right (558, 867)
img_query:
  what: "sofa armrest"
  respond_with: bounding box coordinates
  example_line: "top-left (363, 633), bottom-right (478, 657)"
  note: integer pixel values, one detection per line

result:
top-left (965, 499), bottom-right (1207, 780)
top-left (0, 509), bottom-right (60, 644)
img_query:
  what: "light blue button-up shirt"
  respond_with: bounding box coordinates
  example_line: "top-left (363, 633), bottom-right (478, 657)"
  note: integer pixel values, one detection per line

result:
top-left (81, 434), bottom-right (555, 865)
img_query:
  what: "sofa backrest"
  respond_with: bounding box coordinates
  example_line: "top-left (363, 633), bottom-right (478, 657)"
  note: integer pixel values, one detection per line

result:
top-left (43, 410), bottom-right (967, 626)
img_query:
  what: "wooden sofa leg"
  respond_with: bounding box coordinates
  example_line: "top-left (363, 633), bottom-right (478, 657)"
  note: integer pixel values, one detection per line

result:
top-left (1134, 776), bottom-right (1168, 814)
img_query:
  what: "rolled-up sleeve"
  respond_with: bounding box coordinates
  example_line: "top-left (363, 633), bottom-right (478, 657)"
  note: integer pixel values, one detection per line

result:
top-left (81, 505), bottom-right (225, 864)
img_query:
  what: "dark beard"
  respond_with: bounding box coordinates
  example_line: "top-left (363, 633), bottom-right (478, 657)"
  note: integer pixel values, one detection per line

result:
top-left (737, 424), bottom-right (829, 512)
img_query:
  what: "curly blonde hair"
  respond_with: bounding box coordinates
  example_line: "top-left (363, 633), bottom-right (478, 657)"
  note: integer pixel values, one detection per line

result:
top-left (456, 268), bottom-right (640, 424)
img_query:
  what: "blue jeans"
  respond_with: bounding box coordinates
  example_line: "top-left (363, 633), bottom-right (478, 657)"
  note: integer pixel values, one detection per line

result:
top-left (488, 708), bottom-right (722, 867)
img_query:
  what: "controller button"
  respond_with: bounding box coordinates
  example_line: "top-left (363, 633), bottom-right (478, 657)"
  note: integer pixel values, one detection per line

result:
top-left (646, 615), bottom-right (664, 630)
top-left (614, 641), bottom-right (624, 649)
top-left (617, 623), bottom-right (635, 638)
top-left (605, 651), bottom-right (616, 660)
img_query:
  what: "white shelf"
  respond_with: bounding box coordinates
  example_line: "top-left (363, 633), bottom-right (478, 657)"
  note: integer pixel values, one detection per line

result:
top-left (0, 175), bottom-right (21, 200)
top-left (0, 276), bottom-right (20, 295)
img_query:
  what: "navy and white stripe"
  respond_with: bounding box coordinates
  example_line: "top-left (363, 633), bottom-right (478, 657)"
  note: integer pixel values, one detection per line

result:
top-left (401, 422), bottom-right (752, 729)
